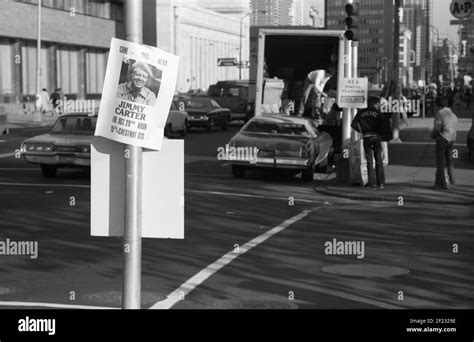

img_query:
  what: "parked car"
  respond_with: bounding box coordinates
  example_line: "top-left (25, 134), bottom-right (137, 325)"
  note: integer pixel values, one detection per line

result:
top-left (208, 80), bottom-right (254, 122)
top-left (20, 113), bottom-right (96, 178)
top-left (183, 97), bottom-right (231, 132)
top-left (165, 101), bottom-right (188, 138)
top-left (224, 115), bottom-right (333, 181)
top-left (468, 123), bottom-right (474, 162)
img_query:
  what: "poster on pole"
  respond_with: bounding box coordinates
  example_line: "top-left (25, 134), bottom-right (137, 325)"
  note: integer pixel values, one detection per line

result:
top-left (95, 38), bottom-right (179, 151)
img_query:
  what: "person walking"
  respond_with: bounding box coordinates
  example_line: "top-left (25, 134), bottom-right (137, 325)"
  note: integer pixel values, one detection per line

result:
top-left (351, 96), bottom-right (386, 189)
top-left (430, 97), bottom-right (458, 189)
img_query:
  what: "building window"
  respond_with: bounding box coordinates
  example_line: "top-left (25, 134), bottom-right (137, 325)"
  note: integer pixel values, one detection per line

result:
top-left (57, 48), bottom-right (79, 95)
top-left (86, 50), bottom-right (106, 94)
top-left (21, 42), bottom-right (49, 95)
top-left (0, 41), bottom-right (13, 95)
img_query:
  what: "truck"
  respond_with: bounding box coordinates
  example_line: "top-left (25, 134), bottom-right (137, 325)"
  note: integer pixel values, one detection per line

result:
top-left (248, 26), bottom-right (350, 154)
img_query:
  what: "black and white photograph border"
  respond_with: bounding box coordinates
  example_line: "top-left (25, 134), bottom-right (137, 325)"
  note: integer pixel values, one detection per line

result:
top-left (0, 0), bottom-right (473, 340)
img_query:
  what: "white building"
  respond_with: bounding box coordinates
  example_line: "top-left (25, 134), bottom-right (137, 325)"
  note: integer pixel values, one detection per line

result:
top-left (146, 0), bottom-right (250, 92)
top-left (250, 0), bottom-right (308, 26)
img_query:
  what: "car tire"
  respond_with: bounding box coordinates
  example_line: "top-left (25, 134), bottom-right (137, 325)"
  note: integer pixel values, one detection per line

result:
top-left (179, 124), bottom-right (187, 137)
top-left (207, 119), bottom-right (215, 133)
top-left (164, 123), bottom-right (172, 138)
top-left (41, 164), bottom-right (57, 178)
top-left (301, 166), bottom-right (314, 181)
top-left (232, 165), bottom-right (245, 179)
top-left (221, 118), bottom-right (229, 131)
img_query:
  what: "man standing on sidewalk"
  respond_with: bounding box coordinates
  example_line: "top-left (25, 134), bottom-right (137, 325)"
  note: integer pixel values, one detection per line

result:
top-left (431, 97), bottom-right (458, 189)
top-left (351, 97), bottom-right (385, 189)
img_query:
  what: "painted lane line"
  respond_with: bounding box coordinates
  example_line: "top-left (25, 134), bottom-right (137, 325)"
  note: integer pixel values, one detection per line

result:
top-left (149, 208), bottom-right (317, 309)
top-left (0, 182), bottom-right (90, 189)
top-left (250, 274), bottom-right (405, 310)
top-left (186, 189), bottom-right (324, 204)
top-left (0, 301), bottom-right (117, 310)
top-left (0, 152), bottom-right (15, 159)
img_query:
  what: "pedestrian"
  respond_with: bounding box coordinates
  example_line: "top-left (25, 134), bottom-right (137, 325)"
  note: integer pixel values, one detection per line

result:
top-left (50, 88), bottom-right (61, 116)
top-left (463, 73), bottom-right (472, 109)
top-left (351, 96), bottom-right (385, 189)
top-left (36, 88), bottom-right (51, 115)
top-left (297, 66), bottom-right (335, 118)
top-left (430, 97), bottom-right (458, 190)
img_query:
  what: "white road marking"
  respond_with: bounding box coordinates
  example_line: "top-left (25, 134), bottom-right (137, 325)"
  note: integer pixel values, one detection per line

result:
top-left (0, 301), bottom-right (117, 310)
top-left (0, 152), bottom-right (14, 158)
top-left (186, 173), bottom-right (231, 178)
top-left (0, 182), bottom-right (90, 189)
top-left (250, 274), bottom-right (405, 310)
top-left (187, 189), bottom-right (324, 204)
top-left (149, 208), bottom-right (317, 309)
top-left (0, 140), bottom-right (6, 143)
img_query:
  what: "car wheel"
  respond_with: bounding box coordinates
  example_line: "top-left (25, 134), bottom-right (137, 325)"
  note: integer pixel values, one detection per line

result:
top-left (164, 123), bottom-right (172, 138)
top-left (221, 118), bottom-right (229, 131)
top-left (232, 165), bottom-right (245, 179)
top-left (301, 166), bottom-right (314, 181)
top-left (179, 124), bottom-right (187, 137)
top-left (41, 164), bottom-right (57, 178)
top-left (207, 119), bottom-right (215, 132)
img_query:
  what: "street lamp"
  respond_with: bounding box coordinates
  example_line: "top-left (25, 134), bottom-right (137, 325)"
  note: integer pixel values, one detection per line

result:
top-left (239, 10), bottom-right (266, 80)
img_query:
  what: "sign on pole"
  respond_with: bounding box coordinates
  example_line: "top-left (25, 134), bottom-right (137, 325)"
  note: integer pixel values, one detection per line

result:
top-left (95, 38), bottom-right (179, 151)
top-left (450, 0), bottom-right (473, 19)
top-left (217, 57), bottom-right (238, 66)
top-left (337, 77), bottom-right (368, 109)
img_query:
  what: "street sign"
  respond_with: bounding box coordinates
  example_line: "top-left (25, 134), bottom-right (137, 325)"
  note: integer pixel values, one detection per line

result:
top-left (337, 77), bottom-right (368, 109)
top-left (450, 0), bottom-right (473, 19)
top-left (91, 137), bottom-right (184, 239)
top-left (217, 57), bottom-right (238, 66)
top-left (95, 38), bottom-right (179, 151)
top-left (450, 18), bottom-right (472, 25)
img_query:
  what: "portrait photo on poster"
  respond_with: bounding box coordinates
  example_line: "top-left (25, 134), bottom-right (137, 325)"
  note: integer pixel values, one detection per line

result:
top-left (116, 57), bottom-right (162, 107)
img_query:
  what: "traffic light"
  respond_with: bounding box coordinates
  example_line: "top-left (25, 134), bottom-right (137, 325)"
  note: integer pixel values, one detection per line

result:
top-left (344, 2), bottom-right (359, 41)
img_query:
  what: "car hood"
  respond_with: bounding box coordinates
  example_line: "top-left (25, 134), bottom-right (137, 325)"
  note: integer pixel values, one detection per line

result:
top-left (187, 109), bottom-right (209, 116)
top-left (230, 132), bottom-right (312, 150)
top-left (22, 133), bottom-right (93, 145)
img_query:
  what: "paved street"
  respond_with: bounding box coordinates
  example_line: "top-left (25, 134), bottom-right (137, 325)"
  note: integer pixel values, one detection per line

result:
top-left (0, 122), bottom-right (472, 309)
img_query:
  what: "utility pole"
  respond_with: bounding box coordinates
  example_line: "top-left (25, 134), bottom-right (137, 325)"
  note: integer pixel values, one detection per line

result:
top-left (34, 0), bottom-right (42, 123)
top-left (392, 0), bottom-right (402, 141)
top-left (123, 0), bottom-right (143, 310)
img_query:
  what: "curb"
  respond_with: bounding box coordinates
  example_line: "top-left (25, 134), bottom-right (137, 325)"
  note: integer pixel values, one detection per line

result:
top-left (313, 185), bottom-right (474, 205)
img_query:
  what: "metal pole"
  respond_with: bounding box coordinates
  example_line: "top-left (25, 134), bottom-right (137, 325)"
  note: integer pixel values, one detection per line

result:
top-left (123, 0), bottom-right (143, 310)
top-left (239, 16), bottom-right (243, 80)
top-left (392, 0), bottom-right (401, 141)
top-left (35, 0), bottom-right (42, 123)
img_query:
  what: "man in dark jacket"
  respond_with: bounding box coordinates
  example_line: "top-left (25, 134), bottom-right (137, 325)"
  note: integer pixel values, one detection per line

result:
top-left (351, 96), bottom-right (385, 189)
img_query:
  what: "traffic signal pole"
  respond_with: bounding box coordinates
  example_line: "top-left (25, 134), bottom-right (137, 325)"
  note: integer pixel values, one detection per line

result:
top-left (123, 0), bottom-right (143, 310)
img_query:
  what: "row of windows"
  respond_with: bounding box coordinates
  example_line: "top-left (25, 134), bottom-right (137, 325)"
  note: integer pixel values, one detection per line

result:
top-left (360, 47), bottom-right (384, 54)
top-left (0, 40), bottom-right (107, 95)
top-left (18, 0), bottom-right (123, 21)
top-left (359, 38), bottom-right (384, 44)
top-left (330, 0), bottom-right (385, 5)
top-left (327, 18), bottom-right (385, 26)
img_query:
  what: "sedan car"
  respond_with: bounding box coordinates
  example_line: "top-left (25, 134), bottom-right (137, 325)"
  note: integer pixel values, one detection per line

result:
top-left (183, 97), bottom-right (231, 132)
top-left (223, 115), bottom-right (333, 181)
top-left (468, 123), bottom-right (474, 162)
top-left (20, 113), bottom-right (96, 178)
top-left (165, 101), bottom-right (188, 138)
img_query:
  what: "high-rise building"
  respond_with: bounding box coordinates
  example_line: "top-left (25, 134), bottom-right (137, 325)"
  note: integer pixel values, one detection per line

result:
top-left (402, 0), bottom-right (431, 84)
top-left (325, 0), bottom-right (394, 85)
top-left (458, 11), bottom-right (474, 74)
top-left (250, 0), bottom-right (307, 26)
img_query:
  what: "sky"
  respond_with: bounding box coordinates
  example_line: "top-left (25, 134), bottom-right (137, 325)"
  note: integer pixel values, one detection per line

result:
top-left (432, 0), bottom-right (460, 44)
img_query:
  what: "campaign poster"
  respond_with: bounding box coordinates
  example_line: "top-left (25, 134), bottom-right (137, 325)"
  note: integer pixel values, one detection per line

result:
top-left (95, 38), bottom-right (179, 150)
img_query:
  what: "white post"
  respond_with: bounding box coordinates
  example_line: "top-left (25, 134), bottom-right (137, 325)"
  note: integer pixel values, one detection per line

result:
top-left (123, 0), bottom-right (143, 310)
top-left (35, 0), bottom-right (43, 123)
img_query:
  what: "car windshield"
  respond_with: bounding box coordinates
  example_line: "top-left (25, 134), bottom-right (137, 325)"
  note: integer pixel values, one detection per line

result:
top-left (51, 116), bottom-right (97, 134)
top-left (185, 99), bottom-right (210, 109)
top-left (243, 121), bottom-right (310, 136)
